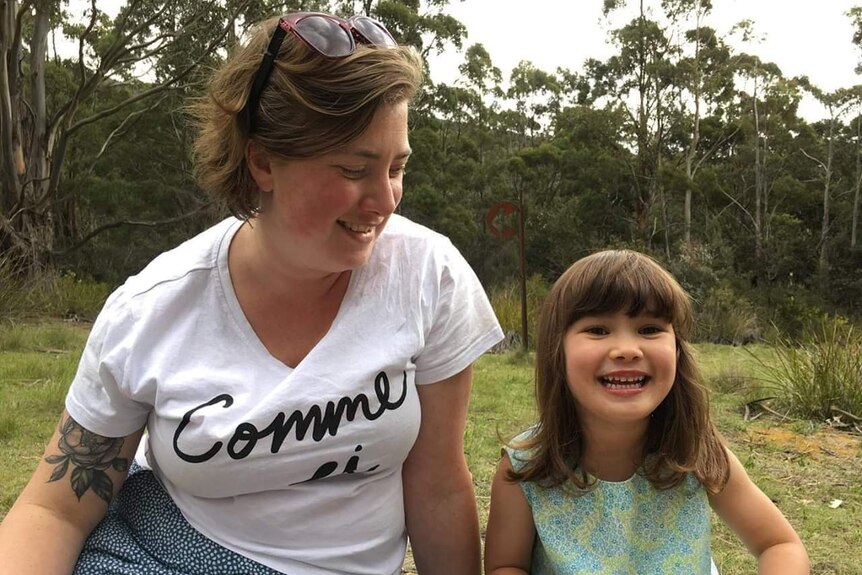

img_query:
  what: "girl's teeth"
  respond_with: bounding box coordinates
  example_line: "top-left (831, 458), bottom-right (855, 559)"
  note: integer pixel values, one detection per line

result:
top-left (604, 382), bottom-right (643, 390)
top-left (600, 376), bottom-right (646, 390)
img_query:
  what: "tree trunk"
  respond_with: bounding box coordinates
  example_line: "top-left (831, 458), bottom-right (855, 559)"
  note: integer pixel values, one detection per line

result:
top-left (818, 119), bottom-right (835, 276)
top-left (853, 122), bottom-right (861, 250)
top-left (684, 2), bottom-right (703, 252)
top-left (753, 82), bottom-right (764, 270)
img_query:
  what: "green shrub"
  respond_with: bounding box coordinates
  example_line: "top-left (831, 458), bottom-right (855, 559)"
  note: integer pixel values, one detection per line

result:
top-left (695, 286), bottom-right (760, 344)
top-left (488, 274), bottom-right (550, 350)
top-left (0, 264), bottom-right (110, 323)
top-left (707, 365), bottom-right (752, 394)
top-left (42, 273), bottom-right (111, 321)
top-left (755, 315), bottom-right (862, 419)
top-left (753, 286), bottom-right (824, 341)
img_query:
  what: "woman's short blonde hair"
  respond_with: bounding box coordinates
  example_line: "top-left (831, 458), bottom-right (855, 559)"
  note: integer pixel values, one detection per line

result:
top-left (191, 16), bottom-right (424, 219)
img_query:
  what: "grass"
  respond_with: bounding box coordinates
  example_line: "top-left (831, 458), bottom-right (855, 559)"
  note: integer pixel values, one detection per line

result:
top-left (755, 319), bottom-right (862, 420)
top-left (2, 322), bottom-right (861, 574)
top-left (0, 321), bottom-right (89, 513)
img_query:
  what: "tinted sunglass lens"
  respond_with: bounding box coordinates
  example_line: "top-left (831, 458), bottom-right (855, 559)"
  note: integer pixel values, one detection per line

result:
top-left (295, 15), bottom-right (354, 57)
top-left (352, 17), bottom-right (396, 47)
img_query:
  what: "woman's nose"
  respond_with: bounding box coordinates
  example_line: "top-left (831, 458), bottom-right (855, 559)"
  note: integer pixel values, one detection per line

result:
top-left (362, 175), bottom-right (400, 215)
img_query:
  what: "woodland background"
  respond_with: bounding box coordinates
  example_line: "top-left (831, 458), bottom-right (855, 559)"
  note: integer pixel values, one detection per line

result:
top-left (2, 0), bottom-right (862, 343)
top-left (3, 3), bottom-right (862, 571)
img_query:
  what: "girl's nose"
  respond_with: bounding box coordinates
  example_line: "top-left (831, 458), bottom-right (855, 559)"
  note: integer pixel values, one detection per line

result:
top-left (609, 335), bottom-right (643, 361)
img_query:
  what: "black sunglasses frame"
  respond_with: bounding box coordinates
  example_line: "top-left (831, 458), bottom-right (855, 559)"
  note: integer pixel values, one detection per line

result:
top-left (242, 12), bottom-right (396, 131)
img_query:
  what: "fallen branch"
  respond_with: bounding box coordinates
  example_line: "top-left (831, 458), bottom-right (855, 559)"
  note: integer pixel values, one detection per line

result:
top-left (747, 396), bottom-right (777, 405)
top-left (744, 396), bottom-right (786, 421)
top-left (755, 402), bottom-right (793, 422)
top-left (831, 405), bottom-right (862, 422)
top-left (743, 403), bottom-right (762, 422)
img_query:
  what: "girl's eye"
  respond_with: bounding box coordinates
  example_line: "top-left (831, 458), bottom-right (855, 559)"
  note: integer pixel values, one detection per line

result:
top-left (639, 325), bottom-right (666, 335)
top-left (584, 326), bottom-right (609, 336)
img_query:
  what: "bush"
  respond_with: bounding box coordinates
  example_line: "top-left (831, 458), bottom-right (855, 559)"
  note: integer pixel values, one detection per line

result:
top-left (753, 286), bottom-right (824, 341)
top-left (0, 256), bottom-right (31, 321)
top-left (754, 315), bottom-right (862, 420)
top-left (42, 273), bottom-right (111, 321)
top-left (695, 286), bottom-right (760, 345)
top-left (488, 274), bottom-right (550, 350)
top-left (0, 263), bottom-right (110, 323)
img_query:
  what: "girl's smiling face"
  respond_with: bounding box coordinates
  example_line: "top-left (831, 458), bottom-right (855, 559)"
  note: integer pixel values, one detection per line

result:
top-left (563, 310), bottom-right (677, 430)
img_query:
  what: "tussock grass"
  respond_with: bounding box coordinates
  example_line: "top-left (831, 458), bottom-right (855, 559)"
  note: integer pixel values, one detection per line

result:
top-left (754, 317), bottom-right (862, 419)
top-left (696, 286), bottom-right (761, 344)
top-left (487, 275), bottom-right (550, 349)
top-left (0, 265), bottom-right (109, 323)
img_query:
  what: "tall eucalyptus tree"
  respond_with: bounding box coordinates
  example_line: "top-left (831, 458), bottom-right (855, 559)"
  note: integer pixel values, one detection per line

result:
top-left (0, 0), bottom-right (253, 275)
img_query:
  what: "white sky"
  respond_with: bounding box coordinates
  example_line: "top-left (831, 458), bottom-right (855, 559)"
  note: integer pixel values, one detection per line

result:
top-left (429, 0), bottom-right (862, 121)
top-left (69, 1), bottom-right (862, 121)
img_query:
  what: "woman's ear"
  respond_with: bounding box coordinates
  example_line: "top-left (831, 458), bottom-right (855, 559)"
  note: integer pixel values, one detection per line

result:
top-left (246, 141), bottom-right (274, 192)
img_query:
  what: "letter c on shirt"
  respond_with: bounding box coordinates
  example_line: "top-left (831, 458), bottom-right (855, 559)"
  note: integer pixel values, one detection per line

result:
top-left (173, 394), bottom-right (233, 463)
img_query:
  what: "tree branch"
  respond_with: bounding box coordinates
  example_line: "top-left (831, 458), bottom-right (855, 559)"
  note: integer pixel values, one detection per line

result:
top-left (717, 183), bottom-right (755, 233)
top-left (69, 1), bottom-right (248, 133)
top-left (53, 207), bottom-right (212, 256)
top-left (799, 148), bottom-right (827, 172)
top-left (77, 0), bottom-right (99, 94)
top-left (89, 97), bottom-right (166, 171)
top-left (694, 126), bottom-right (741, 175)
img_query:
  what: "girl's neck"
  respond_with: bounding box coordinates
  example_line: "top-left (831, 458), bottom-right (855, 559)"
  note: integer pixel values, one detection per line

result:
top-left (579, 421), bottom-right (648, 482)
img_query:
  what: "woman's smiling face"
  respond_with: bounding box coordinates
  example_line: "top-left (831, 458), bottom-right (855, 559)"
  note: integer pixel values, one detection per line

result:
top-left (251, 101), bottom-right (411, 279)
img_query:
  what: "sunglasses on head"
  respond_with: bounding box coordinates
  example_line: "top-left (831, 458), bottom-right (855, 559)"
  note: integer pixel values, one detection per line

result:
top-left (243, 12), bottom-right (397, 129)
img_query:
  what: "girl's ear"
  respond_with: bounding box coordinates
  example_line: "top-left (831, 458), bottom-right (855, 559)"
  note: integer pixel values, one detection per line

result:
top-left (246, 141), bottom-right (274, 192)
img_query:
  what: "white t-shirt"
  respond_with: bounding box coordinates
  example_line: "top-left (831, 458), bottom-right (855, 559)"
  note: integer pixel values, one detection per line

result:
top-left (66, 215), bottom-right (503, 575)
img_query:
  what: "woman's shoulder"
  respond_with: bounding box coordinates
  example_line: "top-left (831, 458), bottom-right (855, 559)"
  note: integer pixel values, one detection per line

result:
top-left (373, 215), bottom-right (477, 283)
top-left (99, 218), bottom-right (240, 325)
top-left (378, 214), bottom-right (453, 256)
top-left (125, 218), bottom-right (238, 293)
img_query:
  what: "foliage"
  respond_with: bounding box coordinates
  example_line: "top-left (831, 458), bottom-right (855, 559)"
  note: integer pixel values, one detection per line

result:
top-left (695, 285), bottom-right (760, 345)
top-left (0, 262), bottom-right (109, 323)
top-left (487, 274), bottom-right (550, 349)
top-left (754, 315), bottom-right (862, 419)
top-left (2, 0), bottom-right (862, 336)
top-left (752, 286), bottom-right (825, 341)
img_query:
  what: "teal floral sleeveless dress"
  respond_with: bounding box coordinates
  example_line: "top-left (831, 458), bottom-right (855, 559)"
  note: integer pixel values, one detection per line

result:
top-left (506, 433), bottom-right (715, 575)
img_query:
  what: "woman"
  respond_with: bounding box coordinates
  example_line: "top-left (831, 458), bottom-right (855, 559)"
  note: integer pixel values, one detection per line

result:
top-left (0, 12), bottom-right (503, 575)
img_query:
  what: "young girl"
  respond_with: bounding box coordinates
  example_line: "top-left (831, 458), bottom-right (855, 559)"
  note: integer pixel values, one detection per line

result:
top-left (484, 250), bottom-right (809, 575)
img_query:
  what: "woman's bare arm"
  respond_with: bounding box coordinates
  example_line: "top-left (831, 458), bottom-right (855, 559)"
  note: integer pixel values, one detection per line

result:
top-left (403, 366), bottom-right (481, 575)
top-left (0, 410), bottom-right (143, 575)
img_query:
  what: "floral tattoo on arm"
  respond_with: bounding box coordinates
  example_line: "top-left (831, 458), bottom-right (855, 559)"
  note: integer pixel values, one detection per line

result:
top-left (44, 416), bottom-right (129, 504)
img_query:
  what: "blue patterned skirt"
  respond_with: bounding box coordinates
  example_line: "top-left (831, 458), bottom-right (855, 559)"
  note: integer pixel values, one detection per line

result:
top-left (73, 464), bottom-right (282, 574)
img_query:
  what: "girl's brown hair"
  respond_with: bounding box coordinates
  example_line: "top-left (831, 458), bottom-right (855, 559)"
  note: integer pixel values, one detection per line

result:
top-left (191, 16), bottom-right (424, 219)
top-left (509, 250), bottom-right (730, 494)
